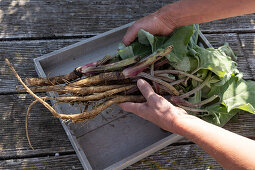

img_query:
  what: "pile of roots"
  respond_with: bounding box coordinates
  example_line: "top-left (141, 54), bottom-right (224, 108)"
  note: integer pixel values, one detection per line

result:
top-left (5, 45), bottom-right (217, 149)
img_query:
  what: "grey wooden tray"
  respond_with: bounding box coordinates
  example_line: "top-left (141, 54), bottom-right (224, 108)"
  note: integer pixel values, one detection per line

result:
top-left (34, 22), bottom-right (211, 170)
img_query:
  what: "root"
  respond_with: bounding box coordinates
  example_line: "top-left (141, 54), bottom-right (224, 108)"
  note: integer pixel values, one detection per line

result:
top-left (17, 84), bottom-right (127, 95)
top-left (68, 72), bottom-right (125, 87)
top-left (71, 95), bottom-right (146, 122)
top-left (26, 100), bottom-right (37, 150)
top-left (28, 95), bottom-right (145, 122)
top-left (38, 85), bottom-right (135, 102)
top-left (25, 69), bottom-right (81, 86)
top-left (6, 58), bottom-right (144, 121)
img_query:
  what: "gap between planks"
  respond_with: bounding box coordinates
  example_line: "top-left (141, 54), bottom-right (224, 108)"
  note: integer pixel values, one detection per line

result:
top-left (0, 29), bottom-right (255, 42)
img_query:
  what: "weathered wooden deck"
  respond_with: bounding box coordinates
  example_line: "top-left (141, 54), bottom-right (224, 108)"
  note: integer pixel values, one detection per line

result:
top-left (0, 1), bottom-right (254, 169)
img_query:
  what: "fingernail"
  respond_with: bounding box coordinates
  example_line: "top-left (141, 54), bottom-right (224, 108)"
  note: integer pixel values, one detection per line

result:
top-left (137, 79), bottom-right (145, 87)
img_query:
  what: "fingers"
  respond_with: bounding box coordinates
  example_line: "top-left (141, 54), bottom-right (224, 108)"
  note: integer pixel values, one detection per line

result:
top-left (122, 24), bottom-right (139, 46)
top-left (118, 102), bottom-right (147, 118)
top-left (137, 79), bottom-right (155, 100)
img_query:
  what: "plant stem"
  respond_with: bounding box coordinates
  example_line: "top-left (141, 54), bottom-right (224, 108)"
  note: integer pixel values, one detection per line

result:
top-left (97, 54), bottom-right (115, 65)
top-left (193, 95), bottom-right (219, 107)
top-left (80, 55), bottom-right (141, 73)
top-left (178, 105), bottom-right (209, 113)
top-left (122, 45), bottom-right (173, 78)
top-left (169, 78), bottom-right (185, 86)
top-left (154, 70), bottom-right (203, 82)
top-left (170, 95), bottom-right (219, 107)
top-left (156, 74), bottom-right (175, 83)
top-left (180, 72), bottom-right (212, 99)
top-left (138, 72), bottom-right (179, 96)
top-left (184, 67), bottom-right (200, 85)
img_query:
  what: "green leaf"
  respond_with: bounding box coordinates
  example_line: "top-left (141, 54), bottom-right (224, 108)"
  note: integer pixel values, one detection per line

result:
top-left (163, 25), bottom-right (194, 63)
top-left (188, 24), bottom-right (199, 49)
top-left (209, 76), bottom-right (255, 114)
top-left (138, 29), bottom-right (154, 46)
top-left (117, 43), bottom-right (134, 59)
top-left (202, 104), bottom-right (239, 127)
top-left (171, 56), bottom-right (191, 72)
top-left (131, 41), bottom-right (152, 58)
top-left (218, 42), bottom-right (237, 61)
top-left (194, 45), bottom-right (238, 84)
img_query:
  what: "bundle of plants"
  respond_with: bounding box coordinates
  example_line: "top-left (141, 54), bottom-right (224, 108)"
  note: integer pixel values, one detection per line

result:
top-left (6, 25), bottom-right (255, 147)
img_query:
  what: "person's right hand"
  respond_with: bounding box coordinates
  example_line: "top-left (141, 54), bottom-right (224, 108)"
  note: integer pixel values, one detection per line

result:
top-left (122, 10), bottom-right (177, 46)
top-left (119, 79), bottom-right (190, 133)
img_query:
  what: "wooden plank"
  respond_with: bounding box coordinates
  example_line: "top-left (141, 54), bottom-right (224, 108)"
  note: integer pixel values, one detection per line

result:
top-left (1, 144), bottom-right (221, 170)
top-left (200, 14), bottom-right (255, 33)
top-left (0, 0), bottom-right (173, 39)
top-left (0, 94), bottom-right (74, 158)
top-left (238, 33), bottom-right (255, 79)
top-left (128, 144), bottom-right (222, 169)
top-left (0, 39), bottom-right (80, 93)
top-left (0, 0), bottom-right (254, 39)
top-left (0, 154), bottom-right (82, 169)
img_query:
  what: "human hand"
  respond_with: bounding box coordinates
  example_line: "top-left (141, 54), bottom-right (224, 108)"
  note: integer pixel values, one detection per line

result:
top-left (122, 10), bottom-right (177, 46)
top-left (119, 79), bottom-right (188, 133)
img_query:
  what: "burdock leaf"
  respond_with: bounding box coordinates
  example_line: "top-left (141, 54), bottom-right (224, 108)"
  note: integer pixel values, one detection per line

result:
top-left (138, 29), bottom-right (154, 46)
top-left (203, 104), bottom-right (239, 127)
top-left (194, 45), bottom-right (238, 85)
top-left (163, 25), bottom-right (194, 63)
top-left (118, 43), bottom-right (134, 59)
top-left (209, 76), bottom-right (255, 114)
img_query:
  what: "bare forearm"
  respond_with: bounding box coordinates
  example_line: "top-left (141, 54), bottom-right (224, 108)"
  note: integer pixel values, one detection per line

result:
top-left (174, 115), bottom-right (255, 169)
top-left (158, 0), bottom-right (255, 28)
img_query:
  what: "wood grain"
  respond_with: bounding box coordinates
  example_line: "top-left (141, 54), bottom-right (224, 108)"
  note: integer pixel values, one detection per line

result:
top-left (0, 154), bottom-right (83, 169)
top-left (0, 39), bottom-right (80, 93)
top-left (127, 144), bottom-right (222, 170)
top-left (238, 33), bottom-right (255, 79)
top-left (0, 94), bottom-right (74, 157)
top-left (0, 0), bottom-right (254, 39)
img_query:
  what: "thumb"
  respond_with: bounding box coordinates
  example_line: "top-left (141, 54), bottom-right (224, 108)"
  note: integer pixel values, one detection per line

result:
top-left (137, 79), bottom-right (155, 100)
top-left (118, 102), bottom-right (147, 118)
